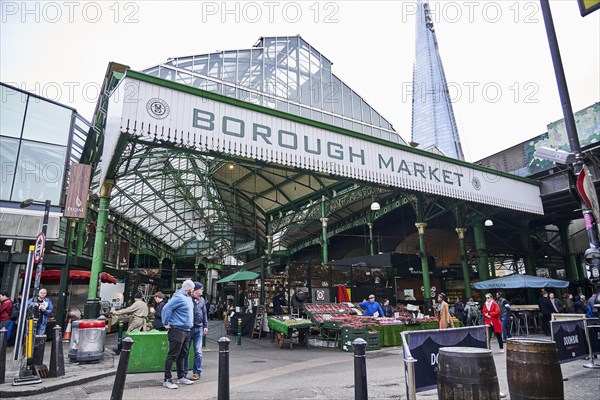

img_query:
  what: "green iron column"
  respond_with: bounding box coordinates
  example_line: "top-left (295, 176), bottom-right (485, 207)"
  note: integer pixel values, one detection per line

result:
top-left (171, 261), bottom-right (177, 292)
top-left (519, 219), bottom-right (538, 302)
top-left (266, 234), bottom-right (273, 275)
top-left (490, 256), bottom-right (497, 278)
top-left (320, 196), bottom-right (329, 264)
top-left (368, 222), bottom-right (374, 256)
top-left (473, 220), bottom-right (490, 282)
top-left (558, 221), bottom-right (581, 293)
top-left (456, 228), bottom-right (472, 298)
top-left (75, 216), bottom-right (86, 256)
top-left (415, 222), bottom-right (433, 315)
top-left (85, 179), bottom-right (113, 318)
top-left (135, 237), bottom-right (141, 269)
top-left (57, 218), bottom-right (77, 328)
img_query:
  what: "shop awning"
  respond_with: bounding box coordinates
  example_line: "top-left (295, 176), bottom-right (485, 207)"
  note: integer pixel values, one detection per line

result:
top-left (216, 270), bottom-right (260, 284)
top-left (472, 274), bottom-right (569, 289)
top-left (21, 270), bottom-right (118, 284)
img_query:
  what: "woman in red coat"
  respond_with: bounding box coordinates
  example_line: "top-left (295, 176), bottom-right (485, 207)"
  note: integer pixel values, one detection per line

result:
top-left (482, 293), bottom-right (504, 353)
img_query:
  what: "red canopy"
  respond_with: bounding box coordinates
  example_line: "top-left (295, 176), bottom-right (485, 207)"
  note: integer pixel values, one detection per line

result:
top-left (21, 270), bottom-right (117, 284)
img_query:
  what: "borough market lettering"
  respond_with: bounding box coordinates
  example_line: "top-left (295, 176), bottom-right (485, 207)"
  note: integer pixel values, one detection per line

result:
top-left (192, 108), bottom-right (464, 187)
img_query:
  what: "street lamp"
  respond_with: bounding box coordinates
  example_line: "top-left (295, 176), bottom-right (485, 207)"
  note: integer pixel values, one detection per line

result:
top-left (20, 198), bottom-right (51, 299)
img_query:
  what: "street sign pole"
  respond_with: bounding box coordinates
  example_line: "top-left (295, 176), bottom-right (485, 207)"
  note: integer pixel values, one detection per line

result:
top-left (32, 200), bottom-right (51, 300)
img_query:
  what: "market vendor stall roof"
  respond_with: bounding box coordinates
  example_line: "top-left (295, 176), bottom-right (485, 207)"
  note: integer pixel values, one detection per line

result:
top-left (216, 270), bottom-right (260, 283)
top-left (472, 274), bottom-right (569, 289)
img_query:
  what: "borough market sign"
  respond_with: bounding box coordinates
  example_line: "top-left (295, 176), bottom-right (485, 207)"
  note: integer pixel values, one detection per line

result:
top-left (100, 71), bottom-right (543, 215)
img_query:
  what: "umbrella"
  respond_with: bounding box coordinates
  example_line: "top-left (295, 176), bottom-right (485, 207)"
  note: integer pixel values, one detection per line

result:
top-left (472, 274), bottom-right (569, 289)
top-left (216, 270), bottom-right (259, 284)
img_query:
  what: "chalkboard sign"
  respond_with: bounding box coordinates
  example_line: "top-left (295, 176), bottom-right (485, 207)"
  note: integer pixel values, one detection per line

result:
top-left (252, 305), bottom-right (266, 339)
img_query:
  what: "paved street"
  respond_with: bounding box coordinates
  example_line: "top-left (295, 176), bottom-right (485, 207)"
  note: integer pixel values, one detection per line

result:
top-left (2, 320), bottom-right (599, 399)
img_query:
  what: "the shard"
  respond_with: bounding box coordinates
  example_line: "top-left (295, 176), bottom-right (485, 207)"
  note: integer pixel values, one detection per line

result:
top-left (411, 0), bottom-right (465, 160)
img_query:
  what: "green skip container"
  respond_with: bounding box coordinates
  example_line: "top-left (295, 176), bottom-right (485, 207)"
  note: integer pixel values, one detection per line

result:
top-left (126, 330), bottom-right (195, 373)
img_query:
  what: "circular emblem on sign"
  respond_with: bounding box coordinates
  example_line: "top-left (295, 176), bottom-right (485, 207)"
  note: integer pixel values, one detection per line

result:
top-left (472, 177), bottom-right (481, 190)
top-left (146, 98), bottom-right (170, 119)
top-left (316, 290), bottom-right (325, 301)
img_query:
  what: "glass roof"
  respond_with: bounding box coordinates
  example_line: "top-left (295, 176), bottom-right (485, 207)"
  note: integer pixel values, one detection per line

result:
top-left (143, 35), bottom-right (405, 144)
top-left (100, 37), bottom-right (406, 261)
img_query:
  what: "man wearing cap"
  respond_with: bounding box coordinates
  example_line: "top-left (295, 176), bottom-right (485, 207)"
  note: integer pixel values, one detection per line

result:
top-left (359, 294), bottom-right (385, 317)
top-left (112, 291), bottom-right (149, 333)
top-left (152, 292), bottom-right (167, 331)
top-left (185, 281), bottom-right (208, 381)
top-left (161, 279), bottom-right (195, 389)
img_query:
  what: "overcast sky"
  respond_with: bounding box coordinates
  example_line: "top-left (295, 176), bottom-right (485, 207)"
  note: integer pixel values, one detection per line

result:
top-left (1, 1), bottom-right (598, 161)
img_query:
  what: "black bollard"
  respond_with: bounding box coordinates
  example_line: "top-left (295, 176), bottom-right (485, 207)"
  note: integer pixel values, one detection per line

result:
top-left (352, 338), bottom-right (368, 400)
top-left (218, 337), bottom-right (231, 400)
top-left (236, 318), bottom-right (242, 346)
top-left (32, 335), bottom-right (46, 367)
top-left (110, 337), bottom-right (134, 400)
top-left (49, 325), bottom-right (65, 377)
top-left (0, 328), bottom-right (7, 384)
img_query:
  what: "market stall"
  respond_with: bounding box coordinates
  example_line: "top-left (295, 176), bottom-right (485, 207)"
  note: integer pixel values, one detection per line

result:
top-left (267, 315), bottom-right (312, 349)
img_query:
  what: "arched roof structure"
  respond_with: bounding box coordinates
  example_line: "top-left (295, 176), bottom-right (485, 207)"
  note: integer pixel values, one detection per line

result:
top-left (85, 37), bottom-right (543, 266)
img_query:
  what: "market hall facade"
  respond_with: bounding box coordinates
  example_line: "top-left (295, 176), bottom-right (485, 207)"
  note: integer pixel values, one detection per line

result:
top-left (0, 35), bottom-right (596, 325)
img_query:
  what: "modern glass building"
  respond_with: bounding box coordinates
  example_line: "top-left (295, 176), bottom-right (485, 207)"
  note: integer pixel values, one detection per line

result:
top-left (411, 0), bottom-right (465, 160)
top-left (0, 83), bottom-right (90, 241)
top-left (143, 35), bottom-right (405, 145)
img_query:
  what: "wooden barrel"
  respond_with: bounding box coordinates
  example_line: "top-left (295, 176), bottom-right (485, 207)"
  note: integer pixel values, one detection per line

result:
top-left (507, 338), bottom-right (564, 400)
top-left (437, 347), bottom-right (500, 400)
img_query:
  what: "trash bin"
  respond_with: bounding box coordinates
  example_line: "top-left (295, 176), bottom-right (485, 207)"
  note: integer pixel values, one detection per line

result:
top-left (127, 330), bottom-right (194, 373)
top-left (76, 319), bottom-right (106, 362)
top-left (68, 319), bottom-right (84, 361)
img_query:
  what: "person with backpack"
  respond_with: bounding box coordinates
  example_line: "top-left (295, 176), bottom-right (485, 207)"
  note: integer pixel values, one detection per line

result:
top-left (465, 297), bottom-right (480, 326)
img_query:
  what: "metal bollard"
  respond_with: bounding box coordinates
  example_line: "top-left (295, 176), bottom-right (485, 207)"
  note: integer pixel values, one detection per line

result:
top-left (49, 325), bottom-right (65, 377)
top-left (32, 335), bottom-right (46, 367)
top-left (352, 338), bottom-right (368, 400)
top-left (218, 337), bottom-right (231, 400)
top-left (236, 318), bottom-right (242, 346)
top-left (110, 337), bottom-right (134, 400)
top-left (117, 321), bottom-right (124, 351)
top-left (0, 328), bottom-right (7, 384)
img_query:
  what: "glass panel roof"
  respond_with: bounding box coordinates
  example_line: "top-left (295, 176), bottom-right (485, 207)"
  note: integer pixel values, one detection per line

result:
top-left (143, 35), bottom-right (404, 145)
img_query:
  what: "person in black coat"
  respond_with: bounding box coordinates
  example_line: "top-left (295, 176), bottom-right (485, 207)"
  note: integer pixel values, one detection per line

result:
top-left (539, 291), bottom-right (554, 335)
top-left (272, 287), bottom-right (286, 315)
top-left (152, 292), bottom-right (167, 331)
top-left (573, 294), bottom-right (586, 314)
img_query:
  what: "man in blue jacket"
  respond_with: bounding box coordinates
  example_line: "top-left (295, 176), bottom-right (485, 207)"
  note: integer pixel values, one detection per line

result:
top-left (359, 294), bottom-right (385, 317)
top-left (161, 279), bottom-right (195, 389)
top-left (186, 281), bottom-right (208, 381)
top-left (27, 288), bottom-right (53, 335)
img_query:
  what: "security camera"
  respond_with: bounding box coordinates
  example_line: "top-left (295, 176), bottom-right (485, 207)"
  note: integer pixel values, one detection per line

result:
top-left (533, 146), bottom-right (576, 165)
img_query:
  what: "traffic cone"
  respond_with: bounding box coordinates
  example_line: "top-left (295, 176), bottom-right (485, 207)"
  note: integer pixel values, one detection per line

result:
top-left (63, 318), bottom-right (72, 342)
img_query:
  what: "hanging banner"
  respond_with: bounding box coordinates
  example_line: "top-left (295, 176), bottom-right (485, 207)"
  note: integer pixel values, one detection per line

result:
top-left (64, 163), bottom-right (92, 219)
top-left (551, 319), bottom-right (588, 362)
top-left (406, 326), bottom-right (487, 392)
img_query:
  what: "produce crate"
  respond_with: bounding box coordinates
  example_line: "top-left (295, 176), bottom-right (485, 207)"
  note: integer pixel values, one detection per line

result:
top-left (340, 329), bottom-right (380, 352)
